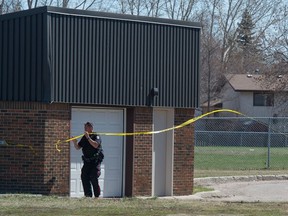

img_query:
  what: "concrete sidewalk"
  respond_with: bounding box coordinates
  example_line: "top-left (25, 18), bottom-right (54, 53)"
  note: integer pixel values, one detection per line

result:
top-left (162, 175), bottom-right (288, 202)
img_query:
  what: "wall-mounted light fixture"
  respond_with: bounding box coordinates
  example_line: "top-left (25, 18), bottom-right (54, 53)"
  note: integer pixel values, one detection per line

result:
top-left (150, 88), bottom-right (159, 97)
top-left (147, 87), bottom-right (159, 106)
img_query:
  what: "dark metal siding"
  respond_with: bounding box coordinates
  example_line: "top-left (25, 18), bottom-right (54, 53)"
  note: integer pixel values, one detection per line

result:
top-left (0, 10), bottom-right (50, 102)
top-left (48, 10), bottom-right (200, 108)
top-left (0, 7), bottom-right (200, 108)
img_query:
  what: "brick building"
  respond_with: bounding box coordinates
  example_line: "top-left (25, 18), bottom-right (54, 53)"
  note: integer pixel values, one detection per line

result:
top-left (0, 7), bottom-right (200, 197)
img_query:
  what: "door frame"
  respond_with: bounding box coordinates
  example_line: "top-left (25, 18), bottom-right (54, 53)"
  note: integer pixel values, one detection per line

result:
top-left (70, 106), bottom-right (126, 197)
top-left (152, 108), bottom-right (174, 196)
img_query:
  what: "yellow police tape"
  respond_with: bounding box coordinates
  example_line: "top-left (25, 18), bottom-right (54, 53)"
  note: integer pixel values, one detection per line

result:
top-left (3, 141), bottom-right (38, 155)
top-left (55, 109), bottom-right (243, 152)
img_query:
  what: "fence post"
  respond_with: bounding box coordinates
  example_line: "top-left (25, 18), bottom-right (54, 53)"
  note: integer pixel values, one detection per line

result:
top-left (267, 118), bottom-right (271, 169)
top-left (286, 134), bottom-right (288, 147)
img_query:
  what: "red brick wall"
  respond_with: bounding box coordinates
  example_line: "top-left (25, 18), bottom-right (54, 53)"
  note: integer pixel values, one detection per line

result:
top-left (0, 101), bottom-right (70, 195)
top-left (0, 102), bottom-right (195, 197)
top-left (129, 107), bottom-right (195, 197)
top-left (173, 108), bottom-right (195, 195)
top-left (132, 107), bottom-right (153, 196)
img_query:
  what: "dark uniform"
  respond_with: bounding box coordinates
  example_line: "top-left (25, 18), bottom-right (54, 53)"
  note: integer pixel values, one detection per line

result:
top-left (78, 134), bottom-right (103, 197)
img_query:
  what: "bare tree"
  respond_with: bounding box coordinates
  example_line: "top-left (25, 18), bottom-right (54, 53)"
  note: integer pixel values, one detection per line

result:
top-left (265, 4), bottom-right (288, 67)
top-left (74, 0), bottom-right (105, 10)
top-left (165, 0), bottom-right (198, 21)
top-left (197, 0), bottom-right (288, 114)
top-left (143, 0), bottom-right (164, 17)
top-left (115, 0), bottom-right (143, 15)
top-left (208, 0), bottom-right (285, 73)
top-left (198, 0), bottom-right (223, 108)
top-left (115, 0), bottom-right (165, 17)
top-left (0, 0), bottom-right (4, 14)
top-left (195, 0), bottom-right (246, 108)
top-left (260, 8), bottom-right (288, 115)
top-left (0, 0), bottom-right (21, 14)
top-left (40, 0), bottom-right (54, 7)
top-left (27, 0), bottom-right (38, 9)
top-left (217, 0), bottom-right (245, 72)
top-left (62, 0), bottom-right (69, 7)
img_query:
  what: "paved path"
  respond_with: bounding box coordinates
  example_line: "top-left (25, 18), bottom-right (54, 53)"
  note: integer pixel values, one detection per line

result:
top-left (193, 180), bottom-right (288, 202)
top-left (163, 175), bottom-right (288, 202)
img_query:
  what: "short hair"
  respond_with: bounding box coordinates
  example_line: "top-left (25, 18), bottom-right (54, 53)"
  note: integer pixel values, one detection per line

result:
top-left (84, 122), bottom-right (93, 128)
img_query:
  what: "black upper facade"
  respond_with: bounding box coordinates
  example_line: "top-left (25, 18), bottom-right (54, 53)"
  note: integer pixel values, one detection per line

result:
top-left (0, 6), bottom-right (201, 108)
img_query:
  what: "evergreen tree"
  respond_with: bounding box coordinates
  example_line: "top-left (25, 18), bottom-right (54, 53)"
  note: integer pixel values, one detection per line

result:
top-left (237, 9), bottom-right (255, 47)
top-left (236, 9), bottom-right (261, 73)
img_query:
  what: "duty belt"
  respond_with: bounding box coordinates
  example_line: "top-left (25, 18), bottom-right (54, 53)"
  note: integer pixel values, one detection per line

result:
top-left (82, 155), bottom-right (98, 163)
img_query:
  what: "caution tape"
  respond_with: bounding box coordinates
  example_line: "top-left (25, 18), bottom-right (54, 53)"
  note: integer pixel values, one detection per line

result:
top-left (2, 141), bottom-right (37, 155)
top-left (55, 109), bottom-right (243, 152)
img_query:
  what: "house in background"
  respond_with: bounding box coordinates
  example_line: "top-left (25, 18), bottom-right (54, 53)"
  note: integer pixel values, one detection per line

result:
top-left (200, 98), bottom-right (223, 116)
top-left (220, 74), bottom-right (288, 117)
top-left (0, 7), bottom-right (201, 198)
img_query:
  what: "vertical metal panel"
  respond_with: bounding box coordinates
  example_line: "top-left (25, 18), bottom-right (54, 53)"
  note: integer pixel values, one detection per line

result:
top-left (0, 19), bottom-right (2, 98)
top-left (48, 11), bottom-right (200, 108)
top-left (19, 17), bottom-right (26, 100)
top-left (1, 7), bottom-right (200, 107)
top-left (1, 20), bottom-right (8, 100)
top-left (0, 10), bottom-right (49, 102)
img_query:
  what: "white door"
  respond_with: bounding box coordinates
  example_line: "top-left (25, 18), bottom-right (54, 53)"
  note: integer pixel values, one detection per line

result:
top-left (70, 108), bottom-right (124, 198)
top-left (152, 108), bottom-right (174, 196)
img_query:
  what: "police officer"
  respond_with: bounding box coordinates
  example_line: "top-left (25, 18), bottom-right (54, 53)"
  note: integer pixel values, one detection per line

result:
top-left (72, 122), bottom-right (103, 198)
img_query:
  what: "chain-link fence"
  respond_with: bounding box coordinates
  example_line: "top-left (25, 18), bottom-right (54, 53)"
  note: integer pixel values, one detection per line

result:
top-left (194, 117), bottom-right (288, 176)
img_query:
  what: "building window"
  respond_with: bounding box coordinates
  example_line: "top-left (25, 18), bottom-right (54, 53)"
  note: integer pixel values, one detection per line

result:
top-left (253, 92), bottom-right (274, 106)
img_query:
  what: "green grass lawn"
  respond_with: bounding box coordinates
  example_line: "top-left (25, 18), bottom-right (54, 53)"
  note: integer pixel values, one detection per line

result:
top-left (1, 148), bottom-right (288, 215)
top-left (194, 146), bottom-right (288, 176)
top-left (1, 195), bottom-right (288, 216)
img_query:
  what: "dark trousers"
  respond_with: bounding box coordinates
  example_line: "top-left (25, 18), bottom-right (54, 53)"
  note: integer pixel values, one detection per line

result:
top-left (81, 162), bottom-right (101, 197)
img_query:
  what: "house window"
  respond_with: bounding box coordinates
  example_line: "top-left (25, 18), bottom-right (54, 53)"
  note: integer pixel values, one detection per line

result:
top-left (253, 92), bottom-right (274, 106)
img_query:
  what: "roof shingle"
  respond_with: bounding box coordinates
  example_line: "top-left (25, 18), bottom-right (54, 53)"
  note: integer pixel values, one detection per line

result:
top-left (225, 74), bottom-right (288, 92)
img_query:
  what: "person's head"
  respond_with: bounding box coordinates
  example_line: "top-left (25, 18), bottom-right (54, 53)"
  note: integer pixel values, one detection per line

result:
top-left (84, 122), bottom-right (93, 132)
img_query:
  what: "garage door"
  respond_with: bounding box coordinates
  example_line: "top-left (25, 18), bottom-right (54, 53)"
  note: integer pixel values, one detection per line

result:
top-left (70, 108), bottom-right (124, 198)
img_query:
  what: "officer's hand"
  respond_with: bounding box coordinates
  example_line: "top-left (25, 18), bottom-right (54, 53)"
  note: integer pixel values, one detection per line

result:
top-left (72, 138), bottom-right (81, 150)
top-left (84, 131), bottom-right (90, 139)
